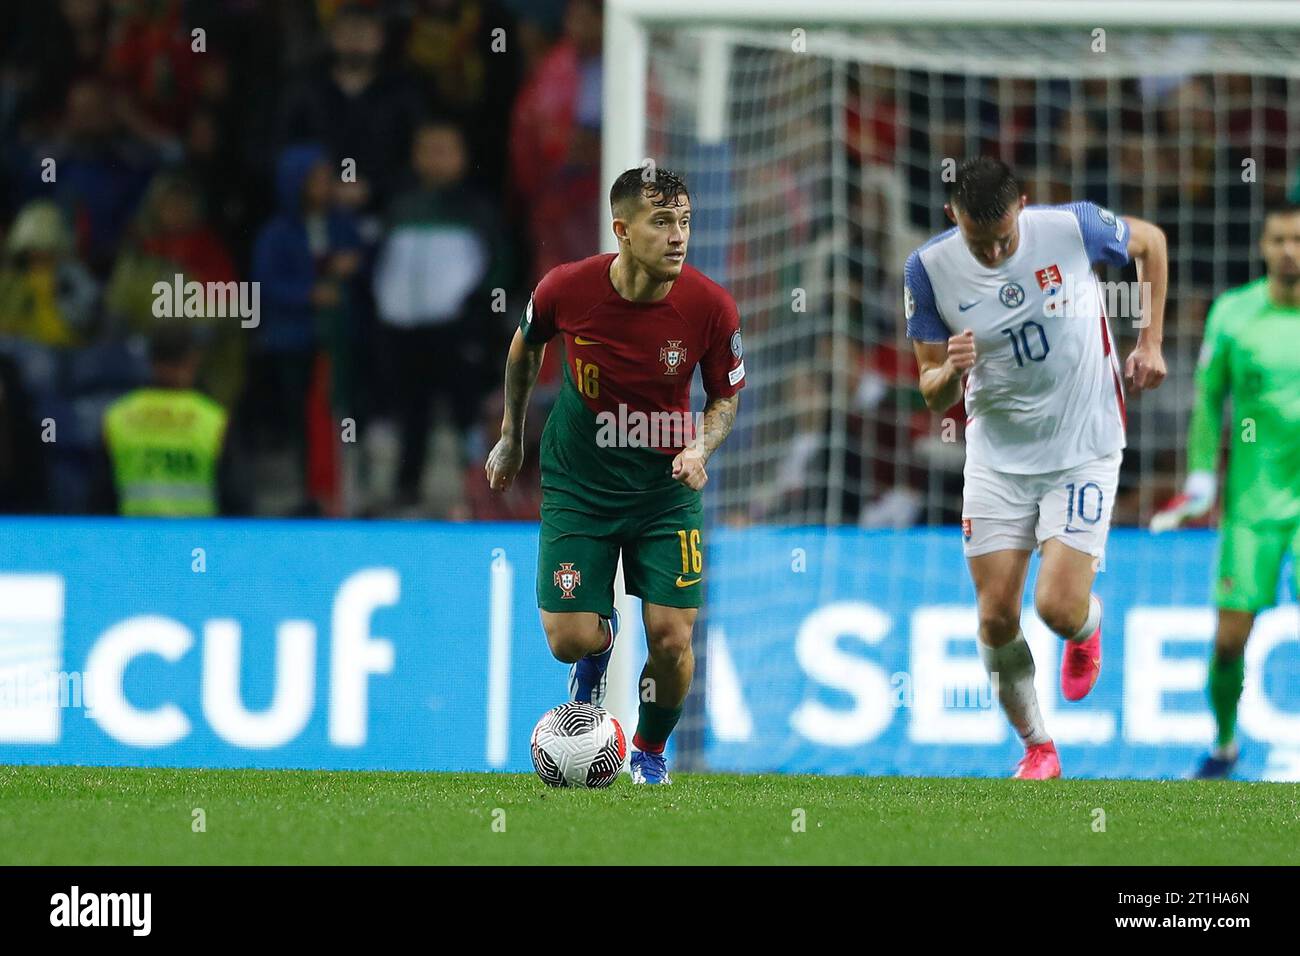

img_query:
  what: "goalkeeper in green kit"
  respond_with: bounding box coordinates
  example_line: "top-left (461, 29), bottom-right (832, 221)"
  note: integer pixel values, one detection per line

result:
top-left (1152, 203), bottom-right (1300, 778)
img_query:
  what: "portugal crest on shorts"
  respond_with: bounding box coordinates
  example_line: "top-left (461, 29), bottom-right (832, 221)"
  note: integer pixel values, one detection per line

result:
top-left (553, 562), bottom-right (582, 598)
top-left (660, 340), bottom-right (686, 375)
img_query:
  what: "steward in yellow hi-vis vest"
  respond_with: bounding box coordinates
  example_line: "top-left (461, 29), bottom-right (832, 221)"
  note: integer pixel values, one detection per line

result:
top-left (100, 324), bottom-right (230, 517)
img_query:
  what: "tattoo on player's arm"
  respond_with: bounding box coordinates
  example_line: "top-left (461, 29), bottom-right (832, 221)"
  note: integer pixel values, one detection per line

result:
top-left (502, 336), bottom-right (546, 439)
top-left (692, 394), bottom-right (739, 462)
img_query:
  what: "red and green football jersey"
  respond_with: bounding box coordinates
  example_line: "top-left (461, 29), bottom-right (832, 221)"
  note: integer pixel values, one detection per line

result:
top-left (520, 253), bottom-right (745, 514)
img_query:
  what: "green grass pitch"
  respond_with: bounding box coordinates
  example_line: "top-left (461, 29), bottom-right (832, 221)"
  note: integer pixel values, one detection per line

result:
top-left (2, 766), bottom-right (1297, 865)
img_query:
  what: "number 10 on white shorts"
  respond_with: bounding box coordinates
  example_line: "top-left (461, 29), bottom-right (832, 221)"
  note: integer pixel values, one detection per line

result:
top-left (961, 450), bottom-right (1122, 567)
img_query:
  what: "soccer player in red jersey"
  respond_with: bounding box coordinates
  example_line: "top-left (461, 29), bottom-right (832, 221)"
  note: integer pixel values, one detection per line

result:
top-left (486, 167), bottom-right (745, 784)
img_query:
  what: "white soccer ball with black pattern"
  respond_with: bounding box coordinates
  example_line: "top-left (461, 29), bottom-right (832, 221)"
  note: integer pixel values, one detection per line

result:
top-left (530, 702), bottom-right (627, 788)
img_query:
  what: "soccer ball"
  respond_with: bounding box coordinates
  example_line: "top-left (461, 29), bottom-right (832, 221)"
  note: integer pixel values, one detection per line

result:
top-left (530, 702), bottom-right (627, 788)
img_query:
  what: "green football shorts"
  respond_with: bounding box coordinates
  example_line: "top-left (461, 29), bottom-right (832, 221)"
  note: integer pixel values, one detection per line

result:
top-left (536, 498), bottom-right (705, 615)
top-left (1215, 519), bottom-right (1300, 611)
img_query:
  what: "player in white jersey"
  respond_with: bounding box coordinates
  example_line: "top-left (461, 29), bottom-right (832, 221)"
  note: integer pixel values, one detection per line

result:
top-left (906, 158), bottom-right (1168, 779)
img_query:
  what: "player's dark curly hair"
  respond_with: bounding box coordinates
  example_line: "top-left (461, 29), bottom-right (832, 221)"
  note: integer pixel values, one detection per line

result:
top-left (609, 165), bottom-right (690, 217)
top-left (949, 157), bottom-right (1021, 224)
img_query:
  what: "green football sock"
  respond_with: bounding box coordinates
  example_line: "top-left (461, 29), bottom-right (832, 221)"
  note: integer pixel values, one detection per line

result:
top-left (633, 701), bottom-right (683, 754)
top-left (1207, 652), bottom-right (1245, 750)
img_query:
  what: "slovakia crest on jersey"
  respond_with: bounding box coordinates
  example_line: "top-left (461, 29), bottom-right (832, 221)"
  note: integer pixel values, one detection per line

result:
top-left (553, 562), bottom-right (581, 598)
top-left (1035, 264), bottom-right (1063, 295)
top-left (660, 340), bottom-right (687, 375)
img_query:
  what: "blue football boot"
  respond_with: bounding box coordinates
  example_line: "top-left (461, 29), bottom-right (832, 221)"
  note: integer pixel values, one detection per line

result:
top-left (630, 749), bottom-right (671, 785)
top-left (1193, 745), bottom-right (1239, 780)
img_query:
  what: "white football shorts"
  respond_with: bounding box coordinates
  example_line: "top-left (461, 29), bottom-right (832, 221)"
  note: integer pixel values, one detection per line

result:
top-left (961, 450), bottom-right (1122, 562)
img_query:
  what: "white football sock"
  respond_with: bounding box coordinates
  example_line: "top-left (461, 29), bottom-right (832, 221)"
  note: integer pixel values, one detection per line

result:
top-left (1069, 595), bottom-right (1102, 643)
top-left (979, 630), bottom-right (1050, 746)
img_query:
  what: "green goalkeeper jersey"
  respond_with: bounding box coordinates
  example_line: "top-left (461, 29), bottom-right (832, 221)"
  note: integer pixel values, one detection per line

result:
top-left (1188, 277), bottom-right (1300, 526)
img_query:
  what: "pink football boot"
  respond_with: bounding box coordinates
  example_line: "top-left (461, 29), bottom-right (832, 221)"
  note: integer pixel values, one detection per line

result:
top-left (1061, 600), bottom-right (1102, 702)
top-left (1014, 740), bottom-right (1062, 779)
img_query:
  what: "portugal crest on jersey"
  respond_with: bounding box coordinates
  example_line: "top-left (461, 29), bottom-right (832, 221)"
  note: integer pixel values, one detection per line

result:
top-left (660, 340), bottom-right (687, 375)
top-left (553, 562), bottom-right (582, 598)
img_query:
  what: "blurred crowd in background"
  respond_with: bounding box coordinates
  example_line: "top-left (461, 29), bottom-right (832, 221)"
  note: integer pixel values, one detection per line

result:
top-left (0, 2), bottom-right (1297, 525)
top-left (0, 0), bottom-right (601, 519)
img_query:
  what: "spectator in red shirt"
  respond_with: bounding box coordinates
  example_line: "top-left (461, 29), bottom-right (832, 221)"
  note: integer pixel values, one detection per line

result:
top-left (509, 0), bottom-right (603, 283)
top-left (106, 0), bottom-right (200, 146)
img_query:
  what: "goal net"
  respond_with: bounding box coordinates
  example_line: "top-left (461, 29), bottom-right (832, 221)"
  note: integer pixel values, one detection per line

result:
top-left (630, 12), bottom-right (1300, 528)
top-left (603, 1), bottom-right (1300, 777)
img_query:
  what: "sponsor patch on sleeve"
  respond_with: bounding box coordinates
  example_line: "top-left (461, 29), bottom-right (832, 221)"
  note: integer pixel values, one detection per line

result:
top-left (1098, 206), bottom-right (1126, 242)
top-left (728, 361), bottom-right (745, 386)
